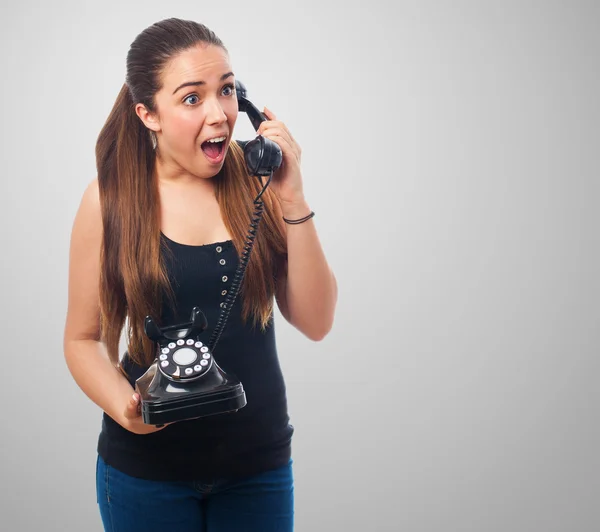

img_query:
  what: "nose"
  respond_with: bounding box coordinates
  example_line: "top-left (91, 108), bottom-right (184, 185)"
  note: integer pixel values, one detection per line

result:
top-left (206, 99), bottom-right (227, 125)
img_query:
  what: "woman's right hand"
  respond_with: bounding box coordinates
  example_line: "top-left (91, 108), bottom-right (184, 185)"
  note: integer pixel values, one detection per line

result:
top-left (122, 392), bottom-right (173, 435)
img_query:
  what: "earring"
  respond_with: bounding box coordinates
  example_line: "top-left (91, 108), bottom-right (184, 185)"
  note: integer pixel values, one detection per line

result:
top-left (149, 130), bottom-right (157, 150)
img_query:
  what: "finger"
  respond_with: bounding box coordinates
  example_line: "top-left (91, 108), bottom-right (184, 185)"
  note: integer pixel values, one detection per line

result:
top-left (259, 125), bottom-right (291, 145)
top-left (124, 393), bottom-right (140, 418)
top-left (263, 106), bottom-right (277, 120)
top-left (263, 106), bottom-right (298, 145)
top-left (257, 116), bottom-right (274, 136)
top-left (261, 131), bottom-right (299, 160)
top-left (259, 115), bottom-right (297, 145)
top-left (266, 134), bottom-right (300, 164)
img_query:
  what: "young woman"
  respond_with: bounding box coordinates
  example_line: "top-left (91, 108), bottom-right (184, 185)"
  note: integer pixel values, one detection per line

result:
top-left (63, 17), bottom-right (337, 532)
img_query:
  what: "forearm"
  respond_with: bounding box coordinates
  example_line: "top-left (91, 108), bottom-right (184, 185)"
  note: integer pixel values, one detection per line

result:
top-left (64, 339), bottom-right (133, 428)
top-left (280, 198), bottom-right (338, 340)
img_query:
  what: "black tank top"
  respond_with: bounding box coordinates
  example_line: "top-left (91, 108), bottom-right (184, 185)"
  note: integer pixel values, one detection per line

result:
top-left (97, 224), bottom-right (294, 482)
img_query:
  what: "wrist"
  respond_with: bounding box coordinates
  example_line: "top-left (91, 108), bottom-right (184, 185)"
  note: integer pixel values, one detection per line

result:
top-left (280, 198), bottom-right (311, 220)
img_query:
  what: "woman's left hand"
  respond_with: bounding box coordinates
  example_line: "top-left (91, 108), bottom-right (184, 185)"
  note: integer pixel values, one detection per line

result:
top-left (256, 106), bottom-right (305, 207)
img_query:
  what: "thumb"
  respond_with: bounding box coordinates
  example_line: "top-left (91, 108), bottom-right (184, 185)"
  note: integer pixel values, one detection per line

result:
top-left (124, 393), bottom-right (140, 419)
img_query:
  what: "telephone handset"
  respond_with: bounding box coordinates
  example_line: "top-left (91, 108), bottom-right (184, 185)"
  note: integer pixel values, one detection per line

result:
top-left (234, 79), bottom-right (283, 176)
top-left (134, 80), bottom-right (281, 426)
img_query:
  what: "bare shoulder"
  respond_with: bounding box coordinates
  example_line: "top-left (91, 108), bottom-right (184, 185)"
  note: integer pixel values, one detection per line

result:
top-left (83, 176), bottom-right (101, 209)
top-left (70, 177), bottom-right (102, 246)
top-left (69, 177), bottom-right (103, 252)
top-left (68, 177), bottom-right (100, 222)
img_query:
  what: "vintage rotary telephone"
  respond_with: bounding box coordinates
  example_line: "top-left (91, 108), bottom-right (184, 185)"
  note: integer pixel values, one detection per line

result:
top-left (134, 80), bottom-right (283, 426)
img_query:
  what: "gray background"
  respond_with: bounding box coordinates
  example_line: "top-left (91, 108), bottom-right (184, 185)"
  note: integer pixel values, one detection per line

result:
top-left (1, 1), bottom-right (598, 530)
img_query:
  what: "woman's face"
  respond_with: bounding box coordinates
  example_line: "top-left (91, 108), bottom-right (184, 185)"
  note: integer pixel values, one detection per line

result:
top-left (137, 43), bottom-right (239, 181)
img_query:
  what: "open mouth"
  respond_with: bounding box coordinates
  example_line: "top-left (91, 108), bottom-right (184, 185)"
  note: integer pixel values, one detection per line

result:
top-left (201, 138), bottom-right (227, 163)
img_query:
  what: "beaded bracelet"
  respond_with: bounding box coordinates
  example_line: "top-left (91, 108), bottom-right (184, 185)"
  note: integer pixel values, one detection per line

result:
top-left (282, 211), bottom-right (315, 225)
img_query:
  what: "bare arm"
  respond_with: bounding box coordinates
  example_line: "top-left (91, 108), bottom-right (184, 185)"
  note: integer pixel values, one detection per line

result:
top-left (63, 178), bottom-right (142, 431)
top-left (273, 197), bottom-right (338, 341)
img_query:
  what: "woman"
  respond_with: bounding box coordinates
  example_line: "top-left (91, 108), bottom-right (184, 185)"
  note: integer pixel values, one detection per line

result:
top-left (63, 17), bottom-right (337, 532)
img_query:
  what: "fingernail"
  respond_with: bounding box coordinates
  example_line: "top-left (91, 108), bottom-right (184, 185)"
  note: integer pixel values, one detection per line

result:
top-left (132, 394), bottom-right (138, 402)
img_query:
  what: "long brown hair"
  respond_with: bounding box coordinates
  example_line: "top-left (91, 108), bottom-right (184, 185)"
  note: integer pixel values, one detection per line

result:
top-left (95, 18), bottom-right (287, 375)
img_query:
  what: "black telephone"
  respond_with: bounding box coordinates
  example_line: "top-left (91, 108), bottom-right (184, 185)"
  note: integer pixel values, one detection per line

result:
top-left (134, 80), bottom-right (282, 426)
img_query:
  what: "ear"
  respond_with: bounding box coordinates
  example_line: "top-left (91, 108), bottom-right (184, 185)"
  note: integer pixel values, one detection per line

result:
top-left (135, 103), bottom-right (161, 133)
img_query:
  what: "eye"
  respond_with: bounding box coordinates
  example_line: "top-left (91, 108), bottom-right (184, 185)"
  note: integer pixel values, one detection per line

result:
top-left (183, 83), bottom-right (236, 106)
top-left (223, 83), bottom-right (235, 96)
top-left (184, 94), bottom-right (200, 105)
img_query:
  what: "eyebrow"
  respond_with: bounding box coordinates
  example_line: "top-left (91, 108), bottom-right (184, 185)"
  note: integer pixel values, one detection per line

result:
top-left (172, 72), bottom-right (235, 95)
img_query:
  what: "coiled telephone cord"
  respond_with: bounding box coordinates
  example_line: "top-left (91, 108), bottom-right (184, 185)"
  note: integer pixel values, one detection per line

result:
top-left (207, 171), bottom-right (273, 352)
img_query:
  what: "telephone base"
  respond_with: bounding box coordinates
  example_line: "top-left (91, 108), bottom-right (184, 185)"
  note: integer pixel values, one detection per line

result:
top-left (134, 356), bottom-right (247, 426)
top-left (138, 382), bottom-right (247, 426)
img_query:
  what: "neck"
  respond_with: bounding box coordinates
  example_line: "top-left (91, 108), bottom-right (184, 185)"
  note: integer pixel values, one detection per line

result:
top-left (154, 152), bottom-right (218, 191)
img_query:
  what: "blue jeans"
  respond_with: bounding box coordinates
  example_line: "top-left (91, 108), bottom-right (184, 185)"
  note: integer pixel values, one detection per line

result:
top-left (96, 454), bottom-right (294, 531)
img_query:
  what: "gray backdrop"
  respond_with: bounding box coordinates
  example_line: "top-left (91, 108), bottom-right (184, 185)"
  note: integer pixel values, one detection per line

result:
top-left (1, 1), bottom-right (598, 531)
